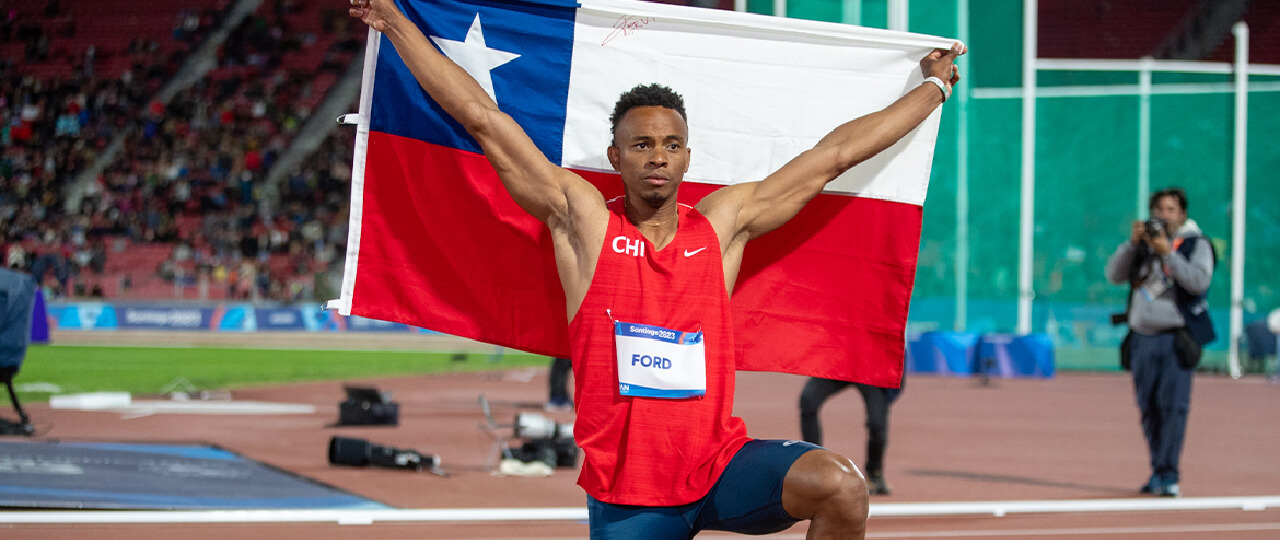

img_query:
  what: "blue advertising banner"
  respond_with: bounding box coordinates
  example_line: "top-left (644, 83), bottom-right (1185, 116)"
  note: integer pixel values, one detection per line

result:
top-left (346, 315), bottom-right (414, 333)
top-left (256, 308), bottom-right (308, 331)
top-left (116, 307), bottom-right (214, 330)
top-left (47, 302), bottom-right (446, 336)
top-left (47, 303), bottom-right (118, 330)
top-left (215, 306), bottom-right (254, 332)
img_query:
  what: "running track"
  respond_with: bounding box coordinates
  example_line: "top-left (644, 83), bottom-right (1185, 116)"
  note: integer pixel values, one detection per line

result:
top-left (4, 335), bottom-right (1278, 539)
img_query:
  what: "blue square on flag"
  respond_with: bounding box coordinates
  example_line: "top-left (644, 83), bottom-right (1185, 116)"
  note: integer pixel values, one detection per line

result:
top-left (371, 0), bottom-right (576, 163)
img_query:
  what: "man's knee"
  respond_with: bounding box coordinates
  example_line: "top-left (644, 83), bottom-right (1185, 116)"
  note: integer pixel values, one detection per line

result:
top-left (782, 450), bottom-right (868, 520)
top-left (811, 452), bottom-right (869, 503)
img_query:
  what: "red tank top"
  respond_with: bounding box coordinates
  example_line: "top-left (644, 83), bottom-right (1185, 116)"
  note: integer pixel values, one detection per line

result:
top-left (568, 198), bottom-right (750, 506)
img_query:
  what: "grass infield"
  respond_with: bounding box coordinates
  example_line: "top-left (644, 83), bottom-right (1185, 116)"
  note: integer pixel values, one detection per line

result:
top-left (6, 345), bottom-right (1256, 406)
top-left (6, 345), bottom-right (550, 404)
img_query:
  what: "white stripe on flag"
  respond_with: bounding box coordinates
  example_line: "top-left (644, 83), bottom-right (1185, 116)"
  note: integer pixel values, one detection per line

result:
top-left (562, 0), bottom-right (953, 206)
top-left (336, 27), bottom-right (382, 316)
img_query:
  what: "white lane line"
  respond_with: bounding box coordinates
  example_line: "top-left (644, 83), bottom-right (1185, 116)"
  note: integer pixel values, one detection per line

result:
top-left (870, 496), bottom-right (1280, 516)
top-left (0, 497), bottom-right (1276, 524)
top-left (353, 520), bottom-right (1280, 540)
top-left (863, 521), bottom-right (1280, 538)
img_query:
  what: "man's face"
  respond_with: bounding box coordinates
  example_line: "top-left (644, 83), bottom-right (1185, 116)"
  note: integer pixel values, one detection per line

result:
top-left (1150, 194), bottom-right (1186, 232)
top-left (607, 106), bottom-right (691, 207)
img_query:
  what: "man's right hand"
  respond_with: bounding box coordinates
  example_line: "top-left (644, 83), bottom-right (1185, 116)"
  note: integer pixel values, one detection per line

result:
top-left (1129, 220), bottom-right (1145, 245)
top-left (349, 0), bottom-right (400, 34)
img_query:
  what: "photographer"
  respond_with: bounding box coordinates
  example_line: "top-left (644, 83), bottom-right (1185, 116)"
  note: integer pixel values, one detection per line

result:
top-left (1104, 187), bottom-right (1215, 498)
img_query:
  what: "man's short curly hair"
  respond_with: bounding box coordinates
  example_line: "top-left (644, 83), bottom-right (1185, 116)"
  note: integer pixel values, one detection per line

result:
top-left (609, 83), bottom-right (687, 140)
top-left (1149, 187), bottom-right (1188, 212)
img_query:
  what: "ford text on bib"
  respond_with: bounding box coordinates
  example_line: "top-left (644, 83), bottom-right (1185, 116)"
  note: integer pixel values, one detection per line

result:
top-left (614, 321), bottom-right (706, 398)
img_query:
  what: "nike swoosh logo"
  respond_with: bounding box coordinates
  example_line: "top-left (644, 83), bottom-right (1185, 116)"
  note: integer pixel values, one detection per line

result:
top-left (684, 247), bottom-right (707, 257)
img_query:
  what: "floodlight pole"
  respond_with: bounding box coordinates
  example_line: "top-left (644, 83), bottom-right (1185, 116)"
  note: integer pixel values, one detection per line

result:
top-left (955, 0), bottom-right (970, 331)
top-left (889, 0), bottom-right (908, 31)
top-left (1017, 0), bottom-right (1037, 335)
top-left (1137, 57), bottom-right (1152, 220)
top-left (1229, 22), bottom-right (1248, 379)
top-left (843, 0), bottom-right (862, 25)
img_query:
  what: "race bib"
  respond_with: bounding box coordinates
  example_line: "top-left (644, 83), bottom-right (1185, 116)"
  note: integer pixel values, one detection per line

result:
top-left (614, 321), bottom-right (706, 399)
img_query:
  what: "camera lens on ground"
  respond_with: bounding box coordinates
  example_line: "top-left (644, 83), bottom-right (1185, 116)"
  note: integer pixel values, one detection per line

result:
top-left (328, 436), bottom-right (437, 471)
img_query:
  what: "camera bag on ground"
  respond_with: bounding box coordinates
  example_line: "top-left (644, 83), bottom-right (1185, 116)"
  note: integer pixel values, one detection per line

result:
top-left (338, 386), bottom-right (399, 426)
top-left (513, 438), bottom-right (580, 468)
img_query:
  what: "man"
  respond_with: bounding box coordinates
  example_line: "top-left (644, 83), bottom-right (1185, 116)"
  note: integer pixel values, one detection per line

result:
top-left (349, 1), bottom-right (962, 537)
top-left (0, 266), bottom-right (36, 435)
top-left (799, 377), bottom-right (901, 496)
top-left (1105, 187), bottom-right (1215, 498)
top-left (546, 356), bottom-right (573, 412)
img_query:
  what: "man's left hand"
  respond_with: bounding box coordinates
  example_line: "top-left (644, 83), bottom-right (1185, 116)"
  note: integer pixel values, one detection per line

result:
top-left (921, 42), bottom-right (965, 88)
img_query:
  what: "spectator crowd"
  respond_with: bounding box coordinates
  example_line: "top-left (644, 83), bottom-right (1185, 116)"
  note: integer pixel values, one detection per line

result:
top-left (0, 0), bottom-right (362, 303)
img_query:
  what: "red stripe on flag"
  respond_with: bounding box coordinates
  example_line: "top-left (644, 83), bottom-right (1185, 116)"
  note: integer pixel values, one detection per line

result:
top-left (354, 132), bottom-right (916, 387)
top-left (730, 193), bottom-right (918, 388)
top-left (354, 132), bottom-right (569, 356)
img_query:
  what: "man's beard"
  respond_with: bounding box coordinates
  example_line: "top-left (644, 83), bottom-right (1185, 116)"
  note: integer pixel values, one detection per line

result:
top-left (640, 191), bottom-right (668, 206)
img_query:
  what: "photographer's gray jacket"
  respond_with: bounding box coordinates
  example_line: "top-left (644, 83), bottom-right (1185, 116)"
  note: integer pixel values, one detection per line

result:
top-left (1105, 219), bottom-right (1214, 335)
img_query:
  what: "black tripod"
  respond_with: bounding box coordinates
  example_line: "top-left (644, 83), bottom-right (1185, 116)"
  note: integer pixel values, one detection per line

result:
top-left (0, 366), bottom-right (33, 436)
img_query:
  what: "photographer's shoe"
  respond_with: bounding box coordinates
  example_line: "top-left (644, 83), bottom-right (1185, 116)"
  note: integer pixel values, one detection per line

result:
top-left (867, 471), bottom-right (892, 496)
top-left (544, 397), bottom-right (573, 413)
top-left (1139, 475), bottom-right (1161, 494)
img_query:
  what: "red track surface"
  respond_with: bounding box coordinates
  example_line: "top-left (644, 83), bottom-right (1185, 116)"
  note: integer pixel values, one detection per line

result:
top-left (4, 366), bottom-right (1279, 539)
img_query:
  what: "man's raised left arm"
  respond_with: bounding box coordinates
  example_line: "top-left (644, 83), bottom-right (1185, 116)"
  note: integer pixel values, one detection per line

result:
top-left (698, 42), bottom-right (964, 248)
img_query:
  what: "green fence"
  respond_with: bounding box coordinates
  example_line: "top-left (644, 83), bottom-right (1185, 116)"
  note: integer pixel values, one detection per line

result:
top-left (739, 0), bottom-right (1279, 371)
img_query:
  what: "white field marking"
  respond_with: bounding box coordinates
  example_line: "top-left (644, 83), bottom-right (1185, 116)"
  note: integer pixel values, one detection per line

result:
top-left (52, 400), bottom-right (316, 417)
top-left (697, 521), bottom-right (1280, 538)
top-left (860, 522), bottom-right (1280, 538)
top-left (0, 497), bottom-right (1277, 525)
top-left (295, 521), bottom-right (1280, 540)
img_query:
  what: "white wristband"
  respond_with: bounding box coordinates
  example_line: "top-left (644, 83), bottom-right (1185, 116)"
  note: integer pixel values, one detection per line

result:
top-left (924, 76), bottom-right (951, 102)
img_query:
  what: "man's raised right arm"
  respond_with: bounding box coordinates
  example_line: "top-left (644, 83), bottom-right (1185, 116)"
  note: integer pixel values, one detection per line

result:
top-left (349, 0), bottom-right (594, 225)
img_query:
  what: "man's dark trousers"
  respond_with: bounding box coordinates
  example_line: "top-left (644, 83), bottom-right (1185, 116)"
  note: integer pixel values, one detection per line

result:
top-left (799, 378), bottom-right (890, 475)
top-left (548, 357), bottom-right (572, 404)
top-left (1129, 332), bottom-right (1193, 485)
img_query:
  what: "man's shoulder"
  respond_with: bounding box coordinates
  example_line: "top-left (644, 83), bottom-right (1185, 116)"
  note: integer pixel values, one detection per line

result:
top-left (1174, 234), bottom-right (1216, 269)
top-left (693, 183), bottom-right (752, 215)
top-left (1176, 234), bottom-right (1213, 252)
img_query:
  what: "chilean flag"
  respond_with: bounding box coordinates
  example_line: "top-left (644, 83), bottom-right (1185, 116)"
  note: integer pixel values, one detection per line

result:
top-left (333, 0), bottom-right (954, 388)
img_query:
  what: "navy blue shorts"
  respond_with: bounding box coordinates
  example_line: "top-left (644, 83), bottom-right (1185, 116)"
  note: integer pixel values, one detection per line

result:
top-left (587, 439), bottom-right (821, 539)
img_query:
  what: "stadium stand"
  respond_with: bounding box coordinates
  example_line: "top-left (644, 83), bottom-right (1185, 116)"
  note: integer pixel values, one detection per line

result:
top-left (2, 0), bottom-right (361, 302)
top-left (1205, 1), bottom-right (1280, 62)
top-left (1038, 0), bottom-right (1201, 60)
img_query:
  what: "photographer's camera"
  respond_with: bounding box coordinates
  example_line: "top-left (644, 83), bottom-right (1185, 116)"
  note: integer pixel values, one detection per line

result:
top-left (1144, 217), bottom-right (1167, 238)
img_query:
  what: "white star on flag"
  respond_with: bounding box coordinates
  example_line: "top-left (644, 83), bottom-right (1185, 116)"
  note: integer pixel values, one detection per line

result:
top-left (430, 14), bottom-right (520, 105)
